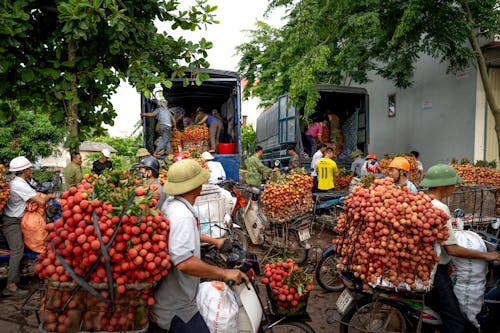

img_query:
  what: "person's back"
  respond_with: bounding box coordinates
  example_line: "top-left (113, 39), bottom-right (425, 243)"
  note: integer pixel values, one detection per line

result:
top-left (316, 149), bottom-right (337, 191)
top-left (206, 161), bottom-right (226, 184)
top-left (244, 146), bottom-right (272, 186)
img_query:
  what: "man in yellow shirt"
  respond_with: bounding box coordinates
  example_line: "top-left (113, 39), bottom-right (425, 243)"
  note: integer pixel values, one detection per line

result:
top-left (315, 148), bottom-right (338, 191)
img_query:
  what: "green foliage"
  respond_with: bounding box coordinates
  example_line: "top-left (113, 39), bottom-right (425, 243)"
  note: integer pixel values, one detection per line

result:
top-left (0, 107), bottom-right (65, 165)
top-left (237, 0), bottom-right (499, 119)
top-left (241, 124), bottom-right (256, 162)
top-left (0, 0), bottom-right (218, 149)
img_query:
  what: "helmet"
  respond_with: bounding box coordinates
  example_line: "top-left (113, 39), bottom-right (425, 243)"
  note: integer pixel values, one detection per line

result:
top-left (350, 149), bottom-right (363, 159)
top-left (163, 159), bottom-right (209, 196)
top-left (102, 148), bottom-right (111, 158)
top-left (420, 164), bottom-right (463, 188)
top-left (388, 157), bottom-right (410, 172)
top-left (201, 151), bottom-right (214, 161)
top-left (366, 153), bottom-right (377, 160)
top-left (136, 148), bottom-right (150, 158)
top-left (133, 156), bottom-right (160, 178)
top-left (9, 156), bottom-right (32, 172)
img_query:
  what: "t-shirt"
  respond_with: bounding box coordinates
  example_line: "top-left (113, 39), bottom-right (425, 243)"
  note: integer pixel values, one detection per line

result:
top-left (431, 199), bottom-right (458, 264)
top-left (244, 154), bottom-right (271, 186)
top-left (153, 107), bottom-right (174, 128)
top-left (207, 161), bottom-right (226, 184)
top-left (316, 158), bottom-right (338, 191)
top-left (4, 176), bottom-right (37, 218)
top-left (305, 122), bottom-right (323, 138)
top-left (288, 154), bottom-right (302, 170)
top-left (62, 162), bottom-right (82, 190)
top-left (154, 197), bottom-right (201, 329)
top-left (310, 150), bottom-right (324, 177)
top-left (350, 157), bottom-right (365, 177)
top-left (92, 160), bottom-right (113, 175)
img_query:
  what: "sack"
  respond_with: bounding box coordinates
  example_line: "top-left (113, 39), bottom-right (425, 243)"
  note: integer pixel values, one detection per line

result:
top-left (196, 281), bottom-right (239, 333)
top-left (450, 230), bottom-right (487, 328)
top-left (21, 199), bottom-right (47, 253)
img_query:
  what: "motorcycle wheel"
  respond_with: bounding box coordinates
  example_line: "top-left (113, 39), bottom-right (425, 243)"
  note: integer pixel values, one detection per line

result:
top-left (270, 321), bottom-right (315, 333)
top-left (284, 231), bottom-right (309, 265)
top-left (315, 253), bottom-right (344, 292)
top-left (340, 298), bottom-right (407, 333)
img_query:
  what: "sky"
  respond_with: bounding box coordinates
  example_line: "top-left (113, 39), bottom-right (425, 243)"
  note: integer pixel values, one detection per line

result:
top-left (107, 0), bottom-right (286, 137)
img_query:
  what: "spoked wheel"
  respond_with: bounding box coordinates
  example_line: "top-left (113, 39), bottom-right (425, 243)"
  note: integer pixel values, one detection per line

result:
top-left (270, 321), bottom-right (315, 333)
top-left (315, 253), bottom-right (344, 292)
top-left (340, 300), bottom-right (407, 333)
top-left (283, 231), bottom-right (309, 265)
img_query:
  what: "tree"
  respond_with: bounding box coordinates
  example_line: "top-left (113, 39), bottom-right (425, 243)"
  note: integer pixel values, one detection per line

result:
top-left (0, 0), bottom-right (217, 150)
top-left (0, 107), bottom-right (65, 164)
top-left (237, 0), bottom-right (500, 160)
top-left (241, 124), bottom-right (256, 161)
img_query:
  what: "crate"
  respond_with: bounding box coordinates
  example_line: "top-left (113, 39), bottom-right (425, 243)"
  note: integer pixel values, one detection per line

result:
top-left (39, 281), bottom-right (152, 333)
top-left (194, 184), bottom-right (233, 238)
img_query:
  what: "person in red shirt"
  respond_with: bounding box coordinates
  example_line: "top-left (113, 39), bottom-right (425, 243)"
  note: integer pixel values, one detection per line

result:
top-left (305, 121), bottom-right (323, 157)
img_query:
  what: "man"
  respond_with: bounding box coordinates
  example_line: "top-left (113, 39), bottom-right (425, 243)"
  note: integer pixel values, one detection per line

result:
top-left (244, 146), bottom-right (276, 187)
top-left (2, 156), bottom-right (56, 296)
top-left (420, 164), bottom-right (500, 333)
top-left (310, 143), bottom-right (327, 191)
top-left (152, 159), bottom-right (248, 332)
top-left (359, 153), bottom-right (379, 177)
top-left (92, 148), bottom-right (113, 175)
top-left (410, 150), bottom-right (424, 182)
top-left (201, 151), bottom-right (226, 184)
top-left (304, 120), bottom-right (323, 157)
top-left (195, 107), bottom-right (223, 153)
top-left (285, 145), bottom-right (302, 171)
top-left (142, 99), bottom-right (175, 156)
top-left (132, 156), bottom-right (166, 208)
top-left (349, 149), bottom-right (364, 177)
top-left (387, 156), bottom-right (417, 193)
top-left (136, 148), bottom-right (151, 161)
top-left (316, 147), bottom-right (338, 191)
top-left (62, 152), bottom-right (82, 190)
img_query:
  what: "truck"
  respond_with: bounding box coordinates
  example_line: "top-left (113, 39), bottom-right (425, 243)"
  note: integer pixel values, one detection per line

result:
top-left (141, 69), bottom-right (242, 181)
top-left (255, 84), bottom-right (369, 170)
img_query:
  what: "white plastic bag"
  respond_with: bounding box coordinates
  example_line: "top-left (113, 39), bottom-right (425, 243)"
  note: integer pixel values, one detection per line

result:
top-left (197, 281), bottom-right (239, 333)
top-left (450, 230), bottom-right (487, 328)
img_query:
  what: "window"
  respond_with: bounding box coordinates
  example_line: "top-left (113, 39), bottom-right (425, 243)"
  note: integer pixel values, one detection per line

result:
top-left (388, 94), bottom-right (396, 117)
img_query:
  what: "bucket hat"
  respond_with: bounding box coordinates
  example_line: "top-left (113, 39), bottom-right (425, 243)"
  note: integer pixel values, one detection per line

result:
top-left (163, 159), bottom-right (209, 195)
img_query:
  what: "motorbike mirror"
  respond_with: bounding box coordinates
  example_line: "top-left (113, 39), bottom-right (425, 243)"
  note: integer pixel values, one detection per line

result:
top-left (273, 160), bottom-right (281, 167)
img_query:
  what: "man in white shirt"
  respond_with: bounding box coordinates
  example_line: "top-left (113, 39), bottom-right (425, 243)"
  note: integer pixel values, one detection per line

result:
top-left (2, 156), bottom-right (55, 296)
top-left (201, 151), bottom-right (226, 184)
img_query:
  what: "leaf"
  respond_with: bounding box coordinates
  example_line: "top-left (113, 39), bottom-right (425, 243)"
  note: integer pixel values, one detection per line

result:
top-left (21, 68), bottom-right (34, 82)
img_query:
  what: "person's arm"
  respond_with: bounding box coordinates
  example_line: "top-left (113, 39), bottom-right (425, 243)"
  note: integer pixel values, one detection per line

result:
top-left (141, 112), bottom-right (154, 117)
top-left (257, 159), bottom-right (272, 174)
top-left (200, 233), bottom-right (224, 248)
top-left (445, 244), bottom-right (500, 261)
top-left (176, 256), bottom-right (249, 284)
top-left (31, 193), bottom-right (56, 205)
top-left (197, 114), bottom-right (208, 124)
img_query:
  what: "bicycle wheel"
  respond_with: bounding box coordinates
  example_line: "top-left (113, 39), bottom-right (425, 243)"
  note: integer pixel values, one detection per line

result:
top-left (340, 299), bottom-right (407, 333)
top-left (315, 253), bottom-right (344, 292)
top-left (270, 321), bottom-right (315, 333)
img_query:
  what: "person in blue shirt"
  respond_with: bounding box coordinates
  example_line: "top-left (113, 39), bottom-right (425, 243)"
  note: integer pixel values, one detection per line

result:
top-left (387, 157), bottom-right (418, 193)
top-left (195, 108), bottom-right (223, 153)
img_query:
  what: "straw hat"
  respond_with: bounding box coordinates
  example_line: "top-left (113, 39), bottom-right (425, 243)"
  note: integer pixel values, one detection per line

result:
top-left (163, 159), bottom-right (209, 195)
top-left (136, 148), bottom-right (151, 158)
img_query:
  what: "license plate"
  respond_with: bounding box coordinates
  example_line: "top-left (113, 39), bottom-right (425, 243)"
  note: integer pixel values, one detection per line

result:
top-left (298, 228), bottom-right (310, 241)
top-left (336, 289), bottom-right (353, 315)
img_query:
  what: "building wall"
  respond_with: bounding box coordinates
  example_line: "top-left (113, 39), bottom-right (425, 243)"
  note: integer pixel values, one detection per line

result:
top-left (357, 54), bottom-right (478, 170)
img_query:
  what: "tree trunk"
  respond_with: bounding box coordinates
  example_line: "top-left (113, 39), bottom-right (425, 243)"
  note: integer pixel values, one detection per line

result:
top-left (460, 0), bottom-right (500, 163)
top-left (67, 39), bottom-right (80, 152)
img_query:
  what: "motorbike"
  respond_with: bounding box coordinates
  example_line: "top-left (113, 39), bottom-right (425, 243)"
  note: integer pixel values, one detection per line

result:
top-left (329, 245), bottom-right (500, 333)
top-left (0, 198), bottom-right (61, 279)
top-left (231, 183), bottom-right (312, 265)
top-left (311, 192), bottom-right (345, 232)
top-left (205, 240), bottom-right (316, 333)
top-left (315, 243), bottom-right (344, 292)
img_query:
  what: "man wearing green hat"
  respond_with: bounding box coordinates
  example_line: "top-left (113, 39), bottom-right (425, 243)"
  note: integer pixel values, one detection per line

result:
top-left (349, 149), bottom-right (364, 177)
top-left (151, 159), bottom-right (248, 333)
top-left (421, 164), bottom-right (500, 333)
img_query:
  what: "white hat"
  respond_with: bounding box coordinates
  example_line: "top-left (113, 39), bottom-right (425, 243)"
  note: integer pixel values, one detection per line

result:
top-left (201, 151), bottom-right (214, 161)
top-left (9, 156), bottom-right (32, 172)
top-left (102, 148), bottom-right (111, 158)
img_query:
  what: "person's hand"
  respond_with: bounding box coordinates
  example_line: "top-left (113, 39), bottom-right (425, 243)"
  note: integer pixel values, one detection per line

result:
top-left (273, 167), bottom-right (279, 172)
top-left (485, 251), bottom-right (500, 262)
top-left (223, 269), bottom-right (249, 285)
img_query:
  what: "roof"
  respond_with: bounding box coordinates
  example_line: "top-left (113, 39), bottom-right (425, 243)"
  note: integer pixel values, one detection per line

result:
top-left (79, 141), bottom-right (117, 153)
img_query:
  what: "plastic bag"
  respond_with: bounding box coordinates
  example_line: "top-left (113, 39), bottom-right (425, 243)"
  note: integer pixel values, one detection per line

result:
top-left (21, 197), bottom-right (48, 253)
top-left (450, 230), bottom-right (487, 328)
top-left (196, 281), bottom-right (239, 333)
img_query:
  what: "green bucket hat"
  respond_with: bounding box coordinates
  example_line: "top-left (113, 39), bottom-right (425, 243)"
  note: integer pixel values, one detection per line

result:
top-left (420, 164), bottom-right (463, 188)
top-left (136, 148), bottom-right (151, 158)
top-left (350, 149), bottom-right (363, 159)
top-left (163, 159), bottom-right (209, 196)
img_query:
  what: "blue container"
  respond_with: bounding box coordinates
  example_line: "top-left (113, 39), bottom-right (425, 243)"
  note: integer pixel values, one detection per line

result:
top-left (213, 154), bottom-right (240, 182)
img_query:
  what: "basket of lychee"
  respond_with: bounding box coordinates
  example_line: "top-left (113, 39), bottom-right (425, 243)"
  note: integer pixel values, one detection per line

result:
top-left (260, 258), bottom-right (313, 316)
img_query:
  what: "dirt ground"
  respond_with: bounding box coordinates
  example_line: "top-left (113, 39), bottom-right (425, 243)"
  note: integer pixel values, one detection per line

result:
top-left (0, 228), bottom-right (341, 333)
